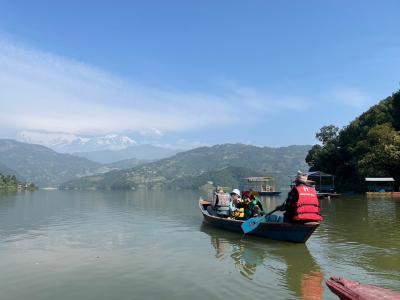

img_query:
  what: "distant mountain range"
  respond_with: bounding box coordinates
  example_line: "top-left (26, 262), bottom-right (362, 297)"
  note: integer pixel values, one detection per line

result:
top-left (73, 145), bottom-right (181, 163)
top-left (0, 139), bottom-right (171, 187)
top-left (0, 139), bottom-right (101, 187)
top-left (61, 144), bottom-right (311, 190)
top-left (17, 130), bottom-right (181, 164)
top-left (18, 130), bottom-right (137, 152)
top-left (0, 139), bottom-right (311, 189)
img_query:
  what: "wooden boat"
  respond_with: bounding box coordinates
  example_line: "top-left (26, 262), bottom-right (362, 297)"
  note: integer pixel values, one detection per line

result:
top-left (326, 276), bottom-right (400, 300)
top-left (199, 200), bottom-right (319, 243)
top-left (366, 191), bottom-right (392, 196)
top-left (367, 191), bottom-right (400, 198)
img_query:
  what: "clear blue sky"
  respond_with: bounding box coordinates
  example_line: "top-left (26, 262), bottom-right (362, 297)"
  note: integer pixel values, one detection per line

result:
top-left (0, 0), bottom-right (399, 148)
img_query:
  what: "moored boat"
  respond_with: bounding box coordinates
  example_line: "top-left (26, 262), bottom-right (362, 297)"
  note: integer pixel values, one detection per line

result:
top-left (244, 176), bottom-right (282, 196)
top-left (326, 276), bottom-right (400, 300)
top-left (199, 200), bottom-right (319, 243)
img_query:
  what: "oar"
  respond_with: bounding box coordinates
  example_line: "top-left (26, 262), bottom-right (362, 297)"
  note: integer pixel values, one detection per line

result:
top-left (241, 207), bottom-right (280, 234)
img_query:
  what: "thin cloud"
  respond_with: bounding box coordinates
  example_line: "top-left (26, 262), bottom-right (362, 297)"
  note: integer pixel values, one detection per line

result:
top-left (0, 39), bottom-right (310, 136)
top-left (331, 87), bottom-right (373, 108)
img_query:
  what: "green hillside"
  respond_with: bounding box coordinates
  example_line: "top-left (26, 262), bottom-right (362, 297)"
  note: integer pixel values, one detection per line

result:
top-left (73, 145), bottom-right (180, 163)
top-left (61, 144), bottom-right (310, 190)
top-left (0, 139), bottom-right (101, 187)
top-left (306, 90), bottom-right (400, 191)
top-left (106, 158), bottom-right (152, 169)
top-left (169, 166), bottom-right (264, 190)
top-left (0, 162), bottom-right (24, 180)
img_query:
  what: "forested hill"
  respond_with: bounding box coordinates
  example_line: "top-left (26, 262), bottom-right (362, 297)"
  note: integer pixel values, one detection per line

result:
top-left (0, 139), bottom-right (101, 187)
top-left (61, 144), bottom-right (311, 190)
top-left (306, 90), bottom-right (400, 191)
top-left (0, 162), bottom-right (23, 180)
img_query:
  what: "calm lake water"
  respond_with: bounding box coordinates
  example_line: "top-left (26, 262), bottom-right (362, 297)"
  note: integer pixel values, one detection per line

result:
top-left (0, 190), bottom-right (399, 300)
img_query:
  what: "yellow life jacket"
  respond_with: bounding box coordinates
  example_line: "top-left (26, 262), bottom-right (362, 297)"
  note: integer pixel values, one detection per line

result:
top-left (232, 207), bottom-right (244, 219)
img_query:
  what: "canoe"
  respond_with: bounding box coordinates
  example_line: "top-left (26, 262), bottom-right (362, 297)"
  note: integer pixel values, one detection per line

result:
top-left (326, 277), bottom-right (400, 300)
top-left (199, 200), bottom-right (319, 243)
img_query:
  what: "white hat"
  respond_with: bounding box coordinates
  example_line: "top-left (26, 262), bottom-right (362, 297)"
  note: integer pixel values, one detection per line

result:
top-left (296, 170), bottom-right (308, 184)
top-left (230, 189), bottom-right (241, 196)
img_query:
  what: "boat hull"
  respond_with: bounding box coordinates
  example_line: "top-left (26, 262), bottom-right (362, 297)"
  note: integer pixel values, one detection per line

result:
top-left (326, 276), bottom-right (400, 300)
top-left (258, 191), bottom-right (282, 196)
top-left (199, 200), bottom-right (319, 243)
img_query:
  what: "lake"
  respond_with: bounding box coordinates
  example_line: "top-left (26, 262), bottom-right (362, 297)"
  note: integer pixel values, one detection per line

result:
top-left (0, 190), bottom-right (399, 299)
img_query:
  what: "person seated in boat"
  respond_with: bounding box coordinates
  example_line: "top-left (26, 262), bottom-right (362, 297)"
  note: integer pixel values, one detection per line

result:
top-left (208, 187), bottom-right (231, 218)
top-left (277, 171), bottom-right (323, 223)
top-left (229, 189), bottom-right (245, 219)
top-left (242, 191), bottom-right (264, 219)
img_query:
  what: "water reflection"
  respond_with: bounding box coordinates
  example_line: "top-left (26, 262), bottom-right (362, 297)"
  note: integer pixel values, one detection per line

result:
top-left (200, 223), bottom-right (324, 299)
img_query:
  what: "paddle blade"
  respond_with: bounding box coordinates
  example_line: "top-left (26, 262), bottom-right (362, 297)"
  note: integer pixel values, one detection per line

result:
top-left (241, 216), bottom-right (264, 234)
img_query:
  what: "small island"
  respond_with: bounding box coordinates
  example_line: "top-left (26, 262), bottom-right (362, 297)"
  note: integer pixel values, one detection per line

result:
top-left (0, 174), bottom-right (37, 191)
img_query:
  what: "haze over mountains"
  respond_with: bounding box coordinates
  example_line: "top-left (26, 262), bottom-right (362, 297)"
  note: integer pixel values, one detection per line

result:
top-left (18, 130), bottom-right (137, 152)
top-left (17, 130), bottom-right (181, 163)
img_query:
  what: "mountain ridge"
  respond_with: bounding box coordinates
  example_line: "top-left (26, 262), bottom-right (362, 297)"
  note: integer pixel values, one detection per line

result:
top-left (61, 143), bottom-right (311, 190)
top-left (72, 144), bottom-right (181, 163)
top-left (18, 131), bottom-right (137, 152)
top-left (0, 139), bottom-right (101, 187)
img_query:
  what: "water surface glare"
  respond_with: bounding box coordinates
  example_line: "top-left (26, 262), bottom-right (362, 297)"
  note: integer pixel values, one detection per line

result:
top-left (0, 190), bottom-right (399, 299)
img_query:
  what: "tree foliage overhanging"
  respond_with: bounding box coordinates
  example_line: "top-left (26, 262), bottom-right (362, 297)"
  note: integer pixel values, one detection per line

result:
top-left (306, 90), bottom-right (400, 192)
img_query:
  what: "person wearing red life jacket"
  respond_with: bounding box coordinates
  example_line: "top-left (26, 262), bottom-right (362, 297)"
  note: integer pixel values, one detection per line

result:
top-left (277, 171), bottom-right (323, 223)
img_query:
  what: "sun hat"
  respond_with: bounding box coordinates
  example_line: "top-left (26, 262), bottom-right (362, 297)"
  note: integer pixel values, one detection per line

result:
top-left (230, 189), bottom-right (241, 196)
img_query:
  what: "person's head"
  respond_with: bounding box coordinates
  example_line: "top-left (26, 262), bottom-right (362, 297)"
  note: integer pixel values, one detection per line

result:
top-left (295, 170), bottom-right (308, 185)
top-left (230, 188), bottom-right (241, 201)
top-left (216, 186), bottom-right (224, 193)
top-left (242, 191), bottom-right (254, 202)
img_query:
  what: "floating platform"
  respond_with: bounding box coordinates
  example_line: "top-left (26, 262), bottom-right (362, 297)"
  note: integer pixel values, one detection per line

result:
top-left (317, 192), bottom-right (341, 199)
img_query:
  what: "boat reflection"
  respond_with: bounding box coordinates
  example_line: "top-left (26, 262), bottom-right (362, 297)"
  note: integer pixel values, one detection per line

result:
top-left (200, 223), bottom-right (324, 299)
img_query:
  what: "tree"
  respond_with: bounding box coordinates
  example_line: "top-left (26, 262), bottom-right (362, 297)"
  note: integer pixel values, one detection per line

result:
top-left (316, 125), bottom-right (339, 145)
top-left (392, 90), bottom-right (400, 130)
top-left (305, 90), bottom-right (400, 191)
top-left (356, 124), bottom-right (400, 182)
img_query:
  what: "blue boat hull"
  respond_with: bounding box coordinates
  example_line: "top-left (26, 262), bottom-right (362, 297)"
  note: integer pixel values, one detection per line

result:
top-left (199, 200), bottom-right (319, 243)
top-left (259, 191), bottom-right (282, 196)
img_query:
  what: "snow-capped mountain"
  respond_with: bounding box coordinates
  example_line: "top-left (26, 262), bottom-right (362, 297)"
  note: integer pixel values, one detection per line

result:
top-left (17, 130), bottom-right (136, 153)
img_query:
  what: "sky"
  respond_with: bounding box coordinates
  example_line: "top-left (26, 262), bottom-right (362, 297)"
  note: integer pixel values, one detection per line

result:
top-left (0, 0), bottom-right (399, 148)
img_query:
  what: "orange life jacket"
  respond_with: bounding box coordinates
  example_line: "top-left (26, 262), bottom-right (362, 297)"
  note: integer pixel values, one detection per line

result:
top-left (290, 186), bottom-right (323, 222)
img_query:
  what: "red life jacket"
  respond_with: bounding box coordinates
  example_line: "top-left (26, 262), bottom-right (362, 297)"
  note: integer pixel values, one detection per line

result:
top-left (290, 186), bottom-right (323, 222)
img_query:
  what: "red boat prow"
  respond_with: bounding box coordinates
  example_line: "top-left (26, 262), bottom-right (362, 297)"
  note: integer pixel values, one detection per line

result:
top-left (326, 277), bottom-right (400, 300)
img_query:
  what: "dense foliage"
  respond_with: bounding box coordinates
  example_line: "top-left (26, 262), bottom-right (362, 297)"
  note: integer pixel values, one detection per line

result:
top-left (0, 174), bottom-right (36, 191)
top-left (306, 90), bottom-right (400, 191)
